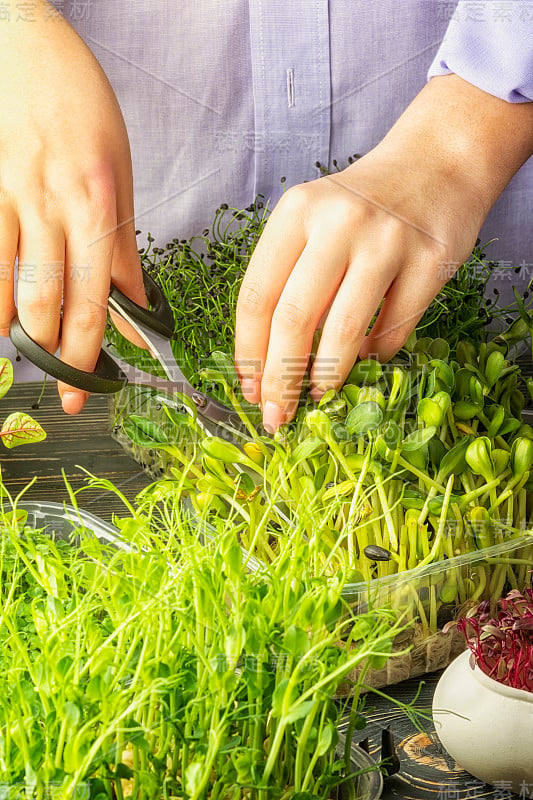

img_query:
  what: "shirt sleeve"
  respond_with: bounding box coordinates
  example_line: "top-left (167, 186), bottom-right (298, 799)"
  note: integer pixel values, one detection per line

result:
top-left (427, 1), bottom-right (533, 102)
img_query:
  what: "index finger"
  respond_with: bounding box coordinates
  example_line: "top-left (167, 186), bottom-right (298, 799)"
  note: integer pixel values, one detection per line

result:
top-left (235, 191), bottom-right (306, 404)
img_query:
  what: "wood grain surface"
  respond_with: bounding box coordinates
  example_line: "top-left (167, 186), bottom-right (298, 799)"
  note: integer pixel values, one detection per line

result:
top-left (341, 672), bottom-right (522, 799)
top-left (0, 381), bottom-right (152, 520)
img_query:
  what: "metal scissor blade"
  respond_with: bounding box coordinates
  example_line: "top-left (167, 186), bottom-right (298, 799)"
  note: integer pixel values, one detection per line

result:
top-left (108, 295), bottom-right (187, 384)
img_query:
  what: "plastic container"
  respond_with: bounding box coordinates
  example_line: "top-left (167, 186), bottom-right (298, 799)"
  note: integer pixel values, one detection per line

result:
top-left (339, 533), bottom-right (533, 689)
top-left (180, 502), bottom-right (533, 689)
top-left (335, 742), bottom-right (383, 800)
top-left (108, 389), bottom-right (533, 688)
top-left (18, 501), bottom-right (126, 547)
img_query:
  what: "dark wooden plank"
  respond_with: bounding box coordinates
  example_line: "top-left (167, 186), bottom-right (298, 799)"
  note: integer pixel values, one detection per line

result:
top-left (0, 381), bottom-right (152, 520)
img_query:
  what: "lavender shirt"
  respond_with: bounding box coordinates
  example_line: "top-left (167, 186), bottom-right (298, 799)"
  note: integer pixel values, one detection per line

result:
top-left (9, 0), bottom-right (533, 379)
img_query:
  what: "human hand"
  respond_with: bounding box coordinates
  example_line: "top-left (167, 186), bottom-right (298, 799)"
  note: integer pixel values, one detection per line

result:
top-left (0, 1), bottom-right (146, 414)
top-left (235, 75), bottom-right (533, 432)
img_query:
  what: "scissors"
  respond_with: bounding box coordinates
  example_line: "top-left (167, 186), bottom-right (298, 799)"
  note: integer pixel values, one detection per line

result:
top-left (9, 268), bottom-right (250, 441)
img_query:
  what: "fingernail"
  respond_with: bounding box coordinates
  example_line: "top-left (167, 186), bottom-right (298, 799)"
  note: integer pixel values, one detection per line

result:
top-left (62, 392), bottom-right (87, 415)
top-left (240, 378), bottom-right (260, 404)
top-left (262, 401), bottom-right (285, 434)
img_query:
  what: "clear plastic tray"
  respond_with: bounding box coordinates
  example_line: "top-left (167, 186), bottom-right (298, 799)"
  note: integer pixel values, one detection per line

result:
top-left (108, 389), bottom-right (533, 687)
top-left (190, 503), bottom-right (533, 688)
top-left (340, 532), bottom-right (533, 689)
top-left (17, 501), bottom-right (127, 548)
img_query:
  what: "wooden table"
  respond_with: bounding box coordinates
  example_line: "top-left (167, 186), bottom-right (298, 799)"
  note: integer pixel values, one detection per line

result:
top-left (0, 381), bottom-right (152, 520)
top-left (348, 675), bottom-right (523, 799)
top-left (1, 382), bottom-right (522, 800)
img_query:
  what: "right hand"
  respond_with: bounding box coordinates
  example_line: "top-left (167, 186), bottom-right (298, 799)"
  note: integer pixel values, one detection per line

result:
top-left (0, 1), bottom-right (147, 414)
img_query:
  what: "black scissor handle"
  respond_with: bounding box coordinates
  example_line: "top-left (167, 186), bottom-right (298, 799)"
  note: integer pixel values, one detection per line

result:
top-left (109, 269), bottom-right (175, 339)
top-left (9, 269), bottom-right (174, 394)
top-left (9, 315), bottom-right (127, 393)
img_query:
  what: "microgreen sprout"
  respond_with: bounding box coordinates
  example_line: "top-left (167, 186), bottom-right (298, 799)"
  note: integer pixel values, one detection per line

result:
top-left (0, 476), bottom-right (407, 799)
top-left (448, 588), bottom-right (533, 691)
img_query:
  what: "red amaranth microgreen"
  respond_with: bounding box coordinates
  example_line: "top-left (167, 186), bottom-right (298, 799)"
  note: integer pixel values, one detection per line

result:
top-left (452, 588), bottom-right (533, 692)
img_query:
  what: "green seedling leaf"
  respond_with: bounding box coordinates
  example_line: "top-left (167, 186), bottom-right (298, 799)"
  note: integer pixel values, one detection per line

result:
top-left (386, 366), bottom-right (407, 410)
top-left (305, 409), bottom-right (332, 438)
top-left (0, 358), bottom-right (13, 399)
top-left (498, 414), bottom-right (519, 437)
top-left (494, 316), bottom-right (529, 348)
top-left (492, 448), bottom-right (510, 475)
top-left (484, 350), bottom-right (505, 388)
top-left (402, 426), bottom-right (436, 452)
top-left (209, 351), bottom-right (238, 385)
top-left (466, 437), bottom-right (495, 482)
top-left (0, 412), bottom-right (46, 448)
top-left (469, 374), bottom-right (485, 405)
top-left (344, 453), bottom-right (366, 471)
top-left (454, 367), bottom-right (473, 398)
top-left (368, 641), bottom-right (393, 671)
top-left (284, 700), bottom-right (316, 725)
top-left (402, 444), bottom-right (429, 472)
top-left (162, 405), bottom-right (193, 428)
top-left (62, 701), bottom-right (81, 727)
top-left (0, 508), bottom-right (28, 527)
top-left (316, 722), bottom-right (336, 757)
top-left (427, 338), bottom-right (450, 360)
top-left (201, 437), bottom-right (248, 465)
top-left (438, 436), bottom-right (472, 478)
top-left (375, 434), bottom-right (394, 461)
top-left (185, 762), bottom-right (205, 797)
top-left (515, 423), bottom-right (533, 440)
top-left (439, 578), bottom-right (458, 604)
top-left (425, 368), bottom-right (436, 398)
top-left (417, 397), bottom-right (445, 427)
top-left (510, 437), bottom-right (533, 478)
top-left (347, 358), bottom-right (382, 385)
top-left (345, 569), bottom-right (365, 583)
top-left (510, 388), bottom-right (525, 418)
top-left (223, 542), bottom-right (242, 578)
top-left (122, 414), bottom-right (169, 447)
top-left (485, 404), bottom-right (505, 437)
top-left (63, 733), bottom-right (91, 773)
top-left (318, 388), bottom-right (336, 407)
top-left (114, 762), bottom-right (134, 780)
top-left (413, 336), bottom-right (432, 354)
top-left (456, 339), bottom-right (477, 367)
top-left (314, 462), bottom-right (329, 491)
top-left (453, 399), bottom-right (482, 420)
top-left (283, 625), bottom-right (309, 657)
top-left (466, 506), bottom-right (493, 549)
top-left (429, 359), bottom-right (454, 393)
top-left (428, 494), bottom-right (464, 515)
top-left (345, 401), bottom-right (383, 437)
top-left (400, 490), bottom-right (425, 510)
top-left (236, 471), bottom-right (255, 495)
top-left (342, 384), bottom-right (360, 407)
top-left (428, 437), bottom-right (446, 470)
top-left (272, 678), bottom-right (290, 718)
top-left (357, 386), bottom-right (386, 409)
top-left (331, 422), bottom-right (350, 441)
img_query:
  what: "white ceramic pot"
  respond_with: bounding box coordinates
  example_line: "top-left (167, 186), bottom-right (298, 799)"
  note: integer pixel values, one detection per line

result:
top-left (433, 650), bottom-right (533, 794)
